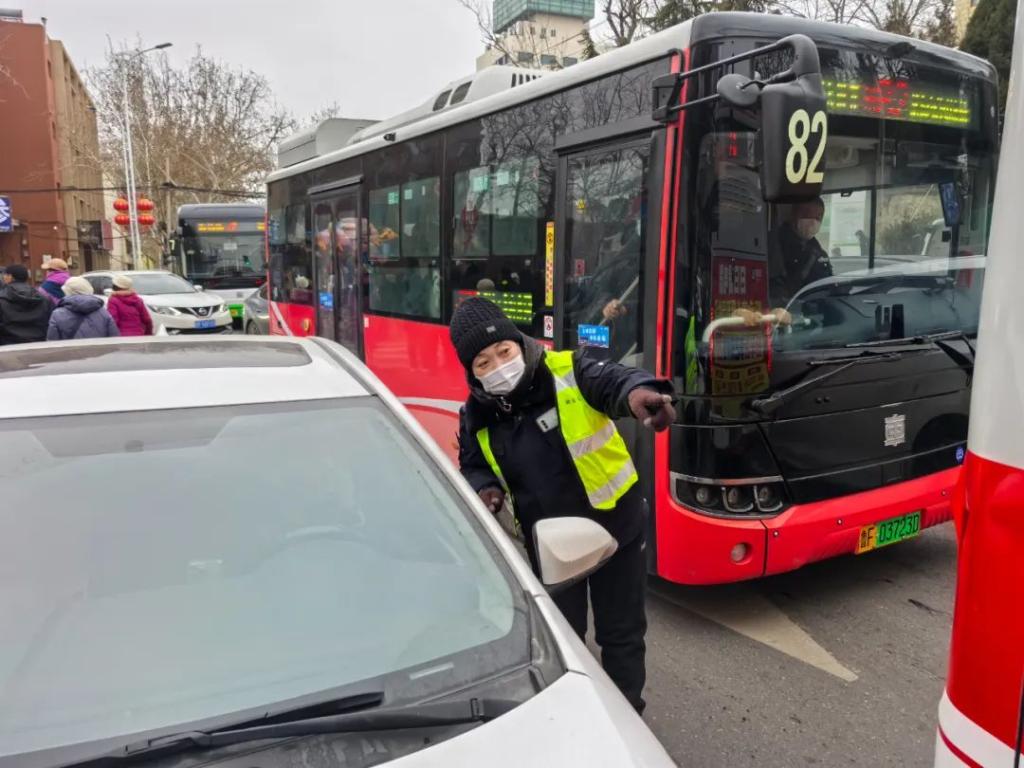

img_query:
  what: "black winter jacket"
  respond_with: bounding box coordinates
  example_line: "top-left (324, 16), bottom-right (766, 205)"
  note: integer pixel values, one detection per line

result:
top-left (458, 338), bottom-right (671, 565)
top-left (0, 282), bottom-right (53, 345)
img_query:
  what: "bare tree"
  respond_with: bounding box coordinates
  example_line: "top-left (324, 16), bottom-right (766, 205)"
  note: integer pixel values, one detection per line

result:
top-left (305, 101), bottom-right (342, 129)
top-left (772, 0), bottom-right (870, 23)
top-left (87, 44), bottom-right (295, 259)
top-left (602, 0), bottom-right (658, 46)
top-left (858, 0), bottom-right (938, 33)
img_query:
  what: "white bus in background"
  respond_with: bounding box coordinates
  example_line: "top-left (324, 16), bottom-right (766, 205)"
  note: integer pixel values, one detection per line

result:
top-left (170, 203), bottom-right (267, 329)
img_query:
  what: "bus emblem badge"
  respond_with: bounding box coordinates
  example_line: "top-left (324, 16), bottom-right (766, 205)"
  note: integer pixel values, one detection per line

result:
top-left (884, 414), bottom-right (907, 448)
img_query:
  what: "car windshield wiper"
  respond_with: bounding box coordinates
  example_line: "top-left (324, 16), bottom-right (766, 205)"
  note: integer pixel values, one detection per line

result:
top-left (88, 698), bottom-right (517, 764)
top-left (749, 350), bottom-right (908, 416)
top-left (846, 330), bottom-right (975, 370)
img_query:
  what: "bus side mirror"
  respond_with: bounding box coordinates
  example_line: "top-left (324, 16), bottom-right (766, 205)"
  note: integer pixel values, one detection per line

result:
top-left (654, 34), bottom-right (828, 203)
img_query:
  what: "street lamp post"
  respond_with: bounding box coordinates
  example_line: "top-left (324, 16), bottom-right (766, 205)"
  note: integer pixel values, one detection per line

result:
top-left (120, 42), bottom-right (171, 269)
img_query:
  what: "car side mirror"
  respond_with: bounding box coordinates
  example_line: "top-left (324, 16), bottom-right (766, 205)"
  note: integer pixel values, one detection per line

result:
top-left (534, 517), bottom-right (618, 592)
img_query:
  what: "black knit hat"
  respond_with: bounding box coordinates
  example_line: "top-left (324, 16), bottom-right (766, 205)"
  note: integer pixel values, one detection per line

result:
top-left (450, 297), bottom-right (521, 370)
top-left (3, 264), bottom-right (27, 282)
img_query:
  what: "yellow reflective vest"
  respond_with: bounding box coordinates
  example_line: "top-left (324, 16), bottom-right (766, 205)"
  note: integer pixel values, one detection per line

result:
top-left (476, 350), bottom-right (638, 511)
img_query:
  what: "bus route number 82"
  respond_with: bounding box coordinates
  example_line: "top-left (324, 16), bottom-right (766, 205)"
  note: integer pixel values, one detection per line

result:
top-left (785, 108), bottom-right (827, 185)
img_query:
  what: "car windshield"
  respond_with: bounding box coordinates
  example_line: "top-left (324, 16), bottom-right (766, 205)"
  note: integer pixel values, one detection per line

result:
top-left (129, 273), bottom-right (196, 295)
top-left (0, 398), bottom-right (525, 760)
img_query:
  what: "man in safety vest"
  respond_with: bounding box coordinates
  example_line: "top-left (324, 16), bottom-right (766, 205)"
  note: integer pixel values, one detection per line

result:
top-left (450, 297), bottom-right (675, 714)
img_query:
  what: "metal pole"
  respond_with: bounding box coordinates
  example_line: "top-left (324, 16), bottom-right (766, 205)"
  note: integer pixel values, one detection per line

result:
top-left (120, 63), bottom-right (138, 267)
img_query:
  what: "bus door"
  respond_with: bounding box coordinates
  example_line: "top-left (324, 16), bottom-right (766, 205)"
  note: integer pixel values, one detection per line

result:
top-left (310, 188), bottom-right (362, 355)
top-left (555, 139), bottom-right (652, 370)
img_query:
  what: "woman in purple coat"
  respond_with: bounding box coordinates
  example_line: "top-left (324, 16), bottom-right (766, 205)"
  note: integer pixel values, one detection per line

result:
top-left (46, 277), bottom-right (120, 341)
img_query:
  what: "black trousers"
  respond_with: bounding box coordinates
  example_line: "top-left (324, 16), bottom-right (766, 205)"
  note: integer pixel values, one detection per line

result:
top-left (551, 532), bottom-right (648, 713)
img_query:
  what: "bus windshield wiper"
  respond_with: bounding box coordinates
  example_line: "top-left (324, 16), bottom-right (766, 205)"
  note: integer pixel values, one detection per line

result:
top-left (88, 698), bottom-right (517, 764)
top-left (846, 330), bottom-right (975, 370)
top-left (749, 350), bottom-right (907, 416)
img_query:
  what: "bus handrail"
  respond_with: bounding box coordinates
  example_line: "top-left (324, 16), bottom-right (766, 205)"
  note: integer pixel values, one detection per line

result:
top-left (701, 313), bottom-right (780, 344)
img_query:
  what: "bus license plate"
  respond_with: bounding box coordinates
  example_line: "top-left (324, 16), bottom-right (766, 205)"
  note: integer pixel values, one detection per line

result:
top-left (855, 511), bottom-right (922, 554)
top-left (195, 319), bottom-right (216, 330)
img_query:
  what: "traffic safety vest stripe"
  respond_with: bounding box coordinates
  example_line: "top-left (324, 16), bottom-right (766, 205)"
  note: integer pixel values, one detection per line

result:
top-left (476, 350), bottom-right (638, 511)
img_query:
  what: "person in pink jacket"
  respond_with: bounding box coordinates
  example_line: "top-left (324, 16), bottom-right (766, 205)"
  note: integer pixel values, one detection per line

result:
top-left (107, 274), bottom-right (153, 336)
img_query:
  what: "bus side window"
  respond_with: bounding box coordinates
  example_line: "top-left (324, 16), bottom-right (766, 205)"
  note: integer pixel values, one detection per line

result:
top-left (278, 204), bottom-right (312, 306)
top-left (446, 116), bottom-right (548, 336)
top-left (365, 136), bottom-right (443, 321)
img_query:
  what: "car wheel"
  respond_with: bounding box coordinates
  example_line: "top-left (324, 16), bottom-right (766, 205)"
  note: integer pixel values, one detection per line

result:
top-left (245, 320), bottom-right (260, 335)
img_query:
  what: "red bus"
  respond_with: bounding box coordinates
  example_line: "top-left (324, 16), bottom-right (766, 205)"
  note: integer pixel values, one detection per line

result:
top-left (266, 13), bottom-right (998, 585)
top-left (935, 6), bottom-right (1023, 766)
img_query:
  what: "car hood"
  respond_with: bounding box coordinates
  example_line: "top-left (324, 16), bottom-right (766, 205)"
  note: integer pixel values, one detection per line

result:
top-left (386, 671), bottom-right (676, 767)
top-left (140, 292), bottom-right (221, 309)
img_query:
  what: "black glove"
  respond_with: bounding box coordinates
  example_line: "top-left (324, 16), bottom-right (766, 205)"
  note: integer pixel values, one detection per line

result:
top-left (479, 486), bottom-right (505, 514)
top-left (628, 388), bottom-right (676, 432)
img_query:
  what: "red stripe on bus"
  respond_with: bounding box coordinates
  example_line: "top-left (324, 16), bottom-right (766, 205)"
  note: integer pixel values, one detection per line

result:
top-left (939, 726), bottom-right (985, 768)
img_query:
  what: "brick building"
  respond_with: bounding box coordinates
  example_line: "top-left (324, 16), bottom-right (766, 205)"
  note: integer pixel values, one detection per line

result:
top-left (0, 9), bottom-right (114, 280)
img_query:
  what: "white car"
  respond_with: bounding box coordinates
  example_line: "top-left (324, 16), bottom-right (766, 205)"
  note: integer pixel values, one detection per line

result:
top-left (0, 336), bottom-right (676, 768)
top-left (82, 270), bottom-right (232, 334)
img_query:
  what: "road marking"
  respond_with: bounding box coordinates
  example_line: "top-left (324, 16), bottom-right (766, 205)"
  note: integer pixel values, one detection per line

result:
top-left (651, 585), bottom-right (859, 683)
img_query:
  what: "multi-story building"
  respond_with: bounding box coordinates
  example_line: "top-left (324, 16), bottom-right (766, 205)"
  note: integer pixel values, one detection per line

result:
top-left (476, 0), bottom-right (595, 71)
top-left (0, 9), bottom-right (112, 280)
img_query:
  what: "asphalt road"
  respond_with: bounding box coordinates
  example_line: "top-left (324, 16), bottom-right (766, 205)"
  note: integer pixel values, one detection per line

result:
top-left (638, 523), bottom-right (957, 767)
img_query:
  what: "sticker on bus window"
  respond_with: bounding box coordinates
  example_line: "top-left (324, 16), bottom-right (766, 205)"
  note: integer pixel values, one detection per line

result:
top-left (319, 291), bottom-right (333, 310)
top-left (387, 191), bottom-right (399, 205)
top-left (472, 174), bottom-right (490, 193)
top-left (403, 188), bottom-right (413, 201)
top-left (543, 314), bottom-right (554, 339)
top-left (578, 324), bottom-right (610, 349)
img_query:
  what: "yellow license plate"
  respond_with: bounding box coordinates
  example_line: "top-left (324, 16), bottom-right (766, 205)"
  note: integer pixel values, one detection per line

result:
top-left (856, 511), bottom-right (922, 554)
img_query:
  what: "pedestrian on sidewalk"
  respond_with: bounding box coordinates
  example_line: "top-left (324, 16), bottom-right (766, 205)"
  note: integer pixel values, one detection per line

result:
top-left (38, 258), bottom-right (71, 304)
top-left (0, 264), bottom-right (52, 345)
top-left (450, 297), bottom-right (675, 715)
top-left (107, 274), bottom-right (153, 336)
top-left (47, 277), bottom-right (120, 341)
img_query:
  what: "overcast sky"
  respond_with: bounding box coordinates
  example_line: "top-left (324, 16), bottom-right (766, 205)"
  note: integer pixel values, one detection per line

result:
top-left (16, 0), bottom-right (487, 124)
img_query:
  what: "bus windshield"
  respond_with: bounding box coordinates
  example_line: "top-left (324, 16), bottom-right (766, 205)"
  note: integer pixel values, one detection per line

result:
top-left (692, 56), bottom-right (996, 368)
top-left (178, 219), bottom-right (266, 289)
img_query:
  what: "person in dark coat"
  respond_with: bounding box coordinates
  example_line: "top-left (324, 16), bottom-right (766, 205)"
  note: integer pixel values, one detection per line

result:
top-left (38, 258), bottom-right (71, 304)
top-left (451, 297), bottom-right (675, 714)
top-left (47, 277), bottom-right (120, 341)
top-left (768, 197), bottom-right (833, 307)
top-left (0, 264), bottom-right (52, 344)
top-left (107, 274), bottom-right (153, 336)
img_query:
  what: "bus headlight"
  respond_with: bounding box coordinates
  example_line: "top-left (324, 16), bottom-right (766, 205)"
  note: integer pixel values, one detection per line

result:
top-left (672, 474), bottom-right (789, 518)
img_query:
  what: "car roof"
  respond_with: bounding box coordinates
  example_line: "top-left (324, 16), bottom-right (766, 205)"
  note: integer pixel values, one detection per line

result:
top-left (0, 337), bottom-right (373, 418)
top-left (82, 270), bottom-right (174, 277)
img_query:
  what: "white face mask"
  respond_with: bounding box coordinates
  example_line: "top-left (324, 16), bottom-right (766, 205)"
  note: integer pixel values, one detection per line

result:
top-left (796, 218), bottom-right (821, 240)
top-left (480, 355), bottom-right (526, 396)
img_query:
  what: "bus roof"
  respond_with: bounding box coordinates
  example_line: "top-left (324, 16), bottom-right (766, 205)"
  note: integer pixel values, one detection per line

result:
top-left (177, 203), bottom-right (265, 219)
top-left (267, 12), bottom-right (996, 186)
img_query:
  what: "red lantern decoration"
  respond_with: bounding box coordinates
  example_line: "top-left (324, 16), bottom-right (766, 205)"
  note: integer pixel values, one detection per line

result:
top-left (136, 198), bottom-right (155, 213)
top-left (114, 213), bottom-right (131, 226)
top-left (113, 197), bottom-right (130, 213)
top-left (137, 213), bottom-right (156, 227)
